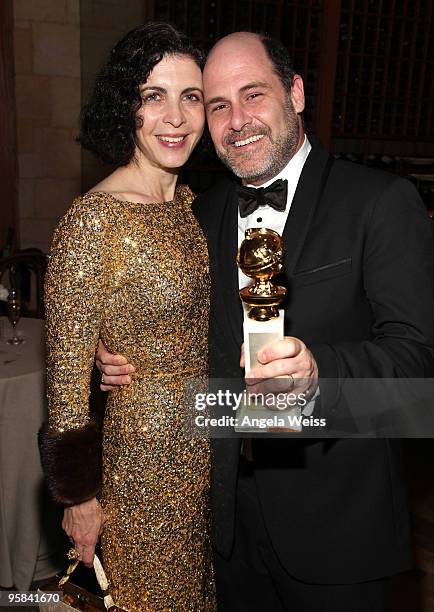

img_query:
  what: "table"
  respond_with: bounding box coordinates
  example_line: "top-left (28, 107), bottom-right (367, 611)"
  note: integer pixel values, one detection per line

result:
top-left (0, 317), bottom-right (63, 590)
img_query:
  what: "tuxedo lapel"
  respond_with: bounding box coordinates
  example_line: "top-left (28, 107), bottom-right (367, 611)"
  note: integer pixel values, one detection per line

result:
top-left (282, 140), bottom-right (333, 275)
top-left (215, 184), bottom-right (244, 350)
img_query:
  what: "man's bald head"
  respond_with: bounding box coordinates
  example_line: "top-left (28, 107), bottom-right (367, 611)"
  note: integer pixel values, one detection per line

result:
top-left (205, 32), bottom-right (296, 93)
top-left (207, 31), bottom-right (261, 59)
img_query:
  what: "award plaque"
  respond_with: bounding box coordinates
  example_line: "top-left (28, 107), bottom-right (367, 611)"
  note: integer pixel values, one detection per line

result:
top-left (237, 227), bottom-right (287, 371)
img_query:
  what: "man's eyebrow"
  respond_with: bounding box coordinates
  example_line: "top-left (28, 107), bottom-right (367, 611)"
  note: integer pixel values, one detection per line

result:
top-left (205, 81), bottom-right (271, 106)
top-left (205, 95), bottom-right (226, 107)
top-left (239, 81), bottom-right (271, 92)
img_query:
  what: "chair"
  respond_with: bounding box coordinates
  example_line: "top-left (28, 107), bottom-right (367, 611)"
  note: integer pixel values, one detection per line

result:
top-left (0, 249), bottom-right (48, 318)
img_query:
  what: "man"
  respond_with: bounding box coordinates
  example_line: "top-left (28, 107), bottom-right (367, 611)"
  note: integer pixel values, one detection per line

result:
top-left (98, 32), bottom-right (434, 611)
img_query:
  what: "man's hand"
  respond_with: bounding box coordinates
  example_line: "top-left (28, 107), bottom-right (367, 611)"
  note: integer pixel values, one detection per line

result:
top-left (240, 336), bottom-right (318, 399)
top-left (95, 340), bottom-right (135, 391)
top-left (62, 497), bottom-right (106, 568)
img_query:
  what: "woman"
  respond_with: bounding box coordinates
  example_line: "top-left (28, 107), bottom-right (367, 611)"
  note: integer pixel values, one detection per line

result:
top-left (39, 23), bottom-right (215, 611)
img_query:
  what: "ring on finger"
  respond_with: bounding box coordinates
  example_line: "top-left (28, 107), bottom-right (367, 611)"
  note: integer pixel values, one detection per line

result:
top-left (101, 372), bottom-right (105, 384)
top-left (67, 547), bottom-right (80, 561)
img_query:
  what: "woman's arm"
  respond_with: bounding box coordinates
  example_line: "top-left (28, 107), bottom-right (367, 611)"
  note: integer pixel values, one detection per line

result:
top-left (39, 194), bottom-right (110, 561)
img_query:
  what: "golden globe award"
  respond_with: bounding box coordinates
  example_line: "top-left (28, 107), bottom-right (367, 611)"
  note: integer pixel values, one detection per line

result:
top-left (237, 227), bottom-right (286, 372)
top-left (236, 228), bottom-right (302, 433)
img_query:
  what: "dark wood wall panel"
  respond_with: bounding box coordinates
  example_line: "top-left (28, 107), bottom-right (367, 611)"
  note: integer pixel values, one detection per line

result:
top-left (334, 0), bottom-right (434, 144)
top-left (149, 0), bottom-right (434, 197)
top-left (151, 0), bottom-right (322, 133)
top-left (313, 0), bottom-right (341, 146)
top-left (0, 0), bottom-right (18, 251)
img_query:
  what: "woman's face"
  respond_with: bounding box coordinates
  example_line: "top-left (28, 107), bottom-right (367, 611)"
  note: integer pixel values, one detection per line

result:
top-left (135, 54), bottom-right (204, 171)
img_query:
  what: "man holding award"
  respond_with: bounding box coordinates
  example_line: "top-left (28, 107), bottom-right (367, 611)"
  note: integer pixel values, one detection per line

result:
top-left (97, 32), bottom-right (434, 611)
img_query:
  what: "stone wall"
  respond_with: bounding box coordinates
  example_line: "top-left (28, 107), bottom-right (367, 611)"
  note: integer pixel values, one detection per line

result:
top-left (13, 0), bottom-right (147, 252)
top-left (80, 0), bottom-right (146, 191)
top-left (13, 0), bottom-right (81, 252)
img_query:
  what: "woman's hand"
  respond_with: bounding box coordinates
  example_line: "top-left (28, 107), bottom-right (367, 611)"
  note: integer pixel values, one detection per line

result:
top-left (62, 497), bottom-right (106, 568)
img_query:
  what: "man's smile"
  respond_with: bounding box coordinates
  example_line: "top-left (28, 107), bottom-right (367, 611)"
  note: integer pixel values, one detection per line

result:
top-left (233, 134), bottom-right (265, 148)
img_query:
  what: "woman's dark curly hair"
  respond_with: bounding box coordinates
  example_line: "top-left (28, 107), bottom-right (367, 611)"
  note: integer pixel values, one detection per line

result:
top-left (78, 23), bottom-right (204, 166)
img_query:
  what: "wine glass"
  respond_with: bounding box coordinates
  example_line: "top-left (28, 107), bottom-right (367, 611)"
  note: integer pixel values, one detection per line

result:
top-left (7, 288), bottom-right (23, 345)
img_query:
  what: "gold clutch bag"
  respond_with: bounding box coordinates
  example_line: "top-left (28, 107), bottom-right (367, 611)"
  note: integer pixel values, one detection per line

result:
top-left (38, 549), bottom-right (125, 612)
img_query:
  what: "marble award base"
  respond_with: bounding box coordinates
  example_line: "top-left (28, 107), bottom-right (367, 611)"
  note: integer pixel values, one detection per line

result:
top-left (238, 310), bottom-right (301, 433)
top-left (243, 309), bottom-right (284, 371)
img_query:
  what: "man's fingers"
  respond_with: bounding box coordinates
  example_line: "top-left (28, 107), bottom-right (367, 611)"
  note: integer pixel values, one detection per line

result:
top-left (96, 339), bottom-right (111, 361)
top-left (245, 375), bottom-right (294, 396)
top-left (108, 354), bottom-right (129, 366)
top-left (246, 356), bottom-right (302, 381)
top-left (99, 364), bottom-right (134, 391)
top-left (96, 340), bottom-right (130, 366)
top-left (101, 364), bottom-right (134, 376)
top-left (257, 337), bottom-right (303, 364)
top-left (100, 374), bottom-right (131, 389)
top-left (246, 375), bottom-right (311, 398)
top-left (105, 375), bottom-right (132, 384)
top-left (100, 383), bottom-right (118, 392)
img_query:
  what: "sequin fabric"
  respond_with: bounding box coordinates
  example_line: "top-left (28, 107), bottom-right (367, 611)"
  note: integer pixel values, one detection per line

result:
top-left (45, 186), bottom-right (215, 611)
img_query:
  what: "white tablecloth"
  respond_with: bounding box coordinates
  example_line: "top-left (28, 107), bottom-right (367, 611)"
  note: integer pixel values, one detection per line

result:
top-left (0, 317), bottom-right (63, 589)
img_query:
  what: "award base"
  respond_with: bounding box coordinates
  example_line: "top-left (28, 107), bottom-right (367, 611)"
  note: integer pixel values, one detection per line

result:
top-left (244, 309), bottom-right (284, 372)
top-left (238, 310), bottom-right (301, 433)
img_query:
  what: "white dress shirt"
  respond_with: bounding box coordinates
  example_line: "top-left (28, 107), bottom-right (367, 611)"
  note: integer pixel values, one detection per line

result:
top-left (237, 135), bottom-right (311, 289)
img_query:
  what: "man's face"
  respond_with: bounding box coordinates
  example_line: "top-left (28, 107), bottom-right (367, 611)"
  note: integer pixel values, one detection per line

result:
top-left (203, 34), bottom-right (305, 185)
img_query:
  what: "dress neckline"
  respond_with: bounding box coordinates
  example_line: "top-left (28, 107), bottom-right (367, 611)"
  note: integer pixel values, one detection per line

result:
top-left (86, 184), bottom-right (188, 207)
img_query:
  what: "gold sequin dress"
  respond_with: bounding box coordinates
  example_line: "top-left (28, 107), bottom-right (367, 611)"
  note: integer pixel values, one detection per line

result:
top-left (44, 186), bottom-right (215, 611)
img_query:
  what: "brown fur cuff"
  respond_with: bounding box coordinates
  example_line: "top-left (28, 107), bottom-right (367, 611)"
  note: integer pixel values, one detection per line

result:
top-left (39, 421), bottom-right (102, 506)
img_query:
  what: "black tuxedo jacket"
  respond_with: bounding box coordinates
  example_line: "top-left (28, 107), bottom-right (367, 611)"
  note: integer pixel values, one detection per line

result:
top-left (192, 138), bottom-right (434, 584)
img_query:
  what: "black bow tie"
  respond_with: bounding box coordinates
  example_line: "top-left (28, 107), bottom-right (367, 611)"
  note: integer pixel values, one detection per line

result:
top-left (237, 178), bottom-right (288, 218)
